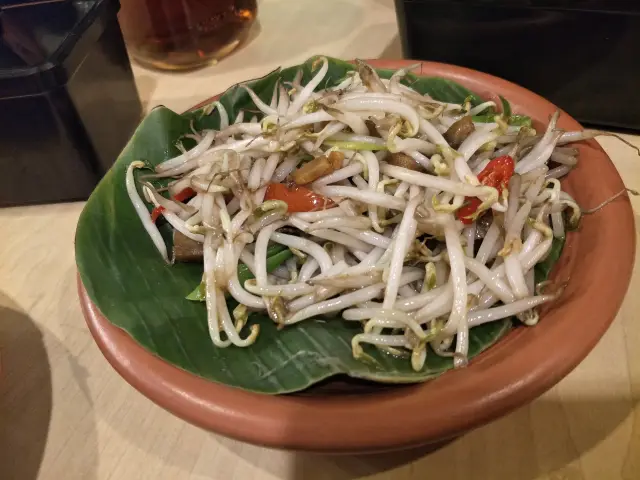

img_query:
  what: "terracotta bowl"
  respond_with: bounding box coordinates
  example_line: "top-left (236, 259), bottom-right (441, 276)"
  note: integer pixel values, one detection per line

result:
top-left (79, 59), bottom-right (635, 453)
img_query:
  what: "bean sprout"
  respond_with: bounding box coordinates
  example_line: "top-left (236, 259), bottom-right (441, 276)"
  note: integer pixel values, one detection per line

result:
top-left (127, 59), bottom-right (607, 372)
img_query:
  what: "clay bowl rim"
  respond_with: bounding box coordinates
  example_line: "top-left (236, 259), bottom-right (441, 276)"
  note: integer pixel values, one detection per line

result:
top-left (78, 59), bottom-right (635, 454)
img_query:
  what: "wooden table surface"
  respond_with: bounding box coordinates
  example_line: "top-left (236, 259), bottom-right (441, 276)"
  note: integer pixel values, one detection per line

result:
top-left (1, 1), bottom-right (639, 479)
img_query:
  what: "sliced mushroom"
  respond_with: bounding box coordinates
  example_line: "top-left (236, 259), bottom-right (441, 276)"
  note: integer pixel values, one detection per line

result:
top-left (365, 119), bottom-right (380, 138)
top-left (173, 230), bottom-right (203, 262)
top-left (444, 116), bottom-right (475, 148)
top-left (292, 151), bottom-right (344, 184)
top-left (327, 151), bottom-right (344, 169)
top-left (475, 211), bottom-right (493, 239)
top-left (387, 152), bottom-right (424, 172)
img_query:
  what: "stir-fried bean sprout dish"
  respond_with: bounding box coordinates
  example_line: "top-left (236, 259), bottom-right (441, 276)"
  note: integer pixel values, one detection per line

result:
top-left (127, 58), bottom-right (634, 371)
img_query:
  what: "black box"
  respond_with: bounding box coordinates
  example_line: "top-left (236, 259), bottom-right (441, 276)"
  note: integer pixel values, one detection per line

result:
top-left (0, 0), bottom-right (142, 206)
top-left (395, 0), bottom-right (640, 130)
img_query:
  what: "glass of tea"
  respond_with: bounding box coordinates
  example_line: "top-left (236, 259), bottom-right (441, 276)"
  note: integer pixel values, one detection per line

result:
top-left (118, 0), bottom-right (257, 70)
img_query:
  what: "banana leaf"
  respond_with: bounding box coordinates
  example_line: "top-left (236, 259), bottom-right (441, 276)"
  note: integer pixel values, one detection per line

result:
top-left (535, 236), bottom-right (565, 284)
top-left (472, 95), bottom-right (533, 127)
top-left (76, 56), bottom-right (557, 394)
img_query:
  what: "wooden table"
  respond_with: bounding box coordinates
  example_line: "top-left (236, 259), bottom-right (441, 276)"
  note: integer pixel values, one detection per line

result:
top-left (1, 1), bottom-right (639, 478)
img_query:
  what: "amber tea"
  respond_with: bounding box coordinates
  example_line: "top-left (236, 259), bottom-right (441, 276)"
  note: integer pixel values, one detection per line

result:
top-left (118, 0), bottom-right (257, 70)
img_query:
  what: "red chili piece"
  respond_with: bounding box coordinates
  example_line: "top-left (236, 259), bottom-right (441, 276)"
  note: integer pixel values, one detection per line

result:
top-left (264, 183), bottom-right (335, 213)
top-left (150, 187), bottom-right (196, 222)
top-left (456, 156), bottom-right (515, 224)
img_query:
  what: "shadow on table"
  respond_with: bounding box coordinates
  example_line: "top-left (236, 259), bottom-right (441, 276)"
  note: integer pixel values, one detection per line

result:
top-left (217, 395), bottom-right (634, 480)
top-left (0, 293), bottom-right (100, 480)
top-left (0, 301), bottom-right (53, 480)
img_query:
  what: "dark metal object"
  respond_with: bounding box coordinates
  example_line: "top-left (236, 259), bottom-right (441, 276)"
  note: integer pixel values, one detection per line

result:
top-left (0, 0), bottom-right (142, 206)
top-left (395, 0), bottom-right (640, 130)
